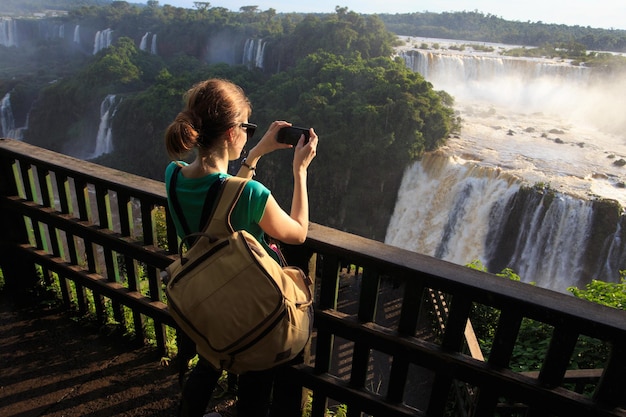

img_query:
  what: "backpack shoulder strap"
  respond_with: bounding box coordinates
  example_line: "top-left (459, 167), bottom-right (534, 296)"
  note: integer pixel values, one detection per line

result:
top-left (197, 176), bottom-right (226, 231)
top-left (205, 176), bottom-right (249, 237)
top-left (168, 165), bottom-right (192, 237)
top-left (170, 164), bottom-right (225, 247)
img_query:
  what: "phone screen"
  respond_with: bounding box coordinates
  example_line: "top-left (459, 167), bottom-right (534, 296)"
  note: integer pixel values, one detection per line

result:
top-left (277, 126), bottom-right (310, 146)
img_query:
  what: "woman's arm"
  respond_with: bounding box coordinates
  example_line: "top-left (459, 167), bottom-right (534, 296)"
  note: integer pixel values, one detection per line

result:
top-left (236, 121), bottom-right (292, 179)
top-left (259, 129), bottom-right (318, 244)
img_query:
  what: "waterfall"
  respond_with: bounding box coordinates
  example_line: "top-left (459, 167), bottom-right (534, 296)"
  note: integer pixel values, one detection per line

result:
top-left (385, 153), bottom-right (521, 268)
top-left (598, 220), bottom-right (626, 282)
top-left (385, 153), bottom-right (626, 292)
top-left (140, 32), bottom-right (150, 51)
top-left (1, 93), bottom-right (16, 138)
top-left (73, 25), bottom-right (80, 44)
top-left (485, 189), bottom-right (596, 291)
top-left (243, 38), bottom-right (266, 69)
top-left (139, 32), bottom-right (158, 54)
top-left (1, 18), bottom-right (18, 47)
top-left (0, 92), bottom-right (30, 140)
top-left (93, 28), bottom-right (113, 54)
top-left (398, 48), bottom-right (595, 121)
top-left (397, 38), bottom-right (625, 134)
top-left (90, 95), bottom-right (120, 159)
top-left (388, 37), bottom-right (626, 292)
top-left (400, 50), bottom-right (591, 84)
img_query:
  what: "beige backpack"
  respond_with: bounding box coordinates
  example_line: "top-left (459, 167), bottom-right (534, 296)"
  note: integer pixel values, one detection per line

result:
top-left (164, 174), bottom-right (313, 374)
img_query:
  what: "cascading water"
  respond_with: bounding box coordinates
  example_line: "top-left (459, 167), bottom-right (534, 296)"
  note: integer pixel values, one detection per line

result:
top-left (387, 37), bottom-right (626, 292)
top-left (1, 17), bottom-right (18, 47)
top-left (385, 152), bottom-right (522, 268)
top-left (89, 94), bottom-right (119, 159)
top-left (93, 28), bottom-right (113, 54)
top-left (242, 38), bottom-right (266, 69)
top-left (0, 92), bottom-right (30, 140)
top-left (1, 93), bottom-right (16, 138)
top-left (73, 24), bottom-right (80, 44)
top-left (485, 185), bottom-right (604, 291)
top-left (140, 32), bottom-right (149, 50)
top-left (139, 32), bottom-right (158, 54)
top-left (151, 33), bottom-right (157, 55)
top-left (398, 38), bottom-right (625, 135)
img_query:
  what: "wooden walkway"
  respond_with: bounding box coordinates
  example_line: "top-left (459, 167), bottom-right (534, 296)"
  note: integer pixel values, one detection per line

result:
top-left (0, 288), bottom-right (181, 417)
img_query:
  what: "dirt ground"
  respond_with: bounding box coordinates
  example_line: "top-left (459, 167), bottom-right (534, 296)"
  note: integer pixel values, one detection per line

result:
top-left (0, 287), bottom-right (234, 417)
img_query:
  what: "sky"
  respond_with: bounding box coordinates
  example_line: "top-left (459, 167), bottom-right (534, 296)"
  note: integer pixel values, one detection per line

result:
top-left (154, 0), bottom-right (626, 30)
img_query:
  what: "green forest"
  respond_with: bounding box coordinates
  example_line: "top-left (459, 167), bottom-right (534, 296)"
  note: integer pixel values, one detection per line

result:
top-left (379, 10), bottom-right (626, 52)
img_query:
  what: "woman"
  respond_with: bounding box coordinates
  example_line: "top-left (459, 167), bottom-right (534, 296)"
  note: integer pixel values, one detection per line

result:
top-left (164, 78), bottom-right (318, 417)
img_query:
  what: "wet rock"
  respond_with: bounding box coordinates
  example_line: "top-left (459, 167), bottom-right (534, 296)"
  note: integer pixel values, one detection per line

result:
top-left (613, 159), bottom-right (626, 167)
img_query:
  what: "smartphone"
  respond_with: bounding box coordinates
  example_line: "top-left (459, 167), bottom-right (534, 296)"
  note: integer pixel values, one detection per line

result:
top-left (277, 126), bottom-right (310, 146)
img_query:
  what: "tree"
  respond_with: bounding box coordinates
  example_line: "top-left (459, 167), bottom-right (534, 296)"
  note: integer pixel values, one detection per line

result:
top-left (240, 6), bottom-right (259, 14)
top-left (466, 261), bottom-right (612, 375)
top-left (377, 11), bottom-right (626, 53)
top-left (193, 2), bottom-right (210, 11)
top-left (569, 274), bottom-right (626, 310)
top-left (86, 37), bottom-right (141, 86)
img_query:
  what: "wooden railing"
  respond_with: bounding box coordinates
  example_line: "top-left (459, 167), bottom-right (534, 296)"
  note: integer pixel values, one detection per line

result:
top-left (1, 138), bottom-right (625, 417)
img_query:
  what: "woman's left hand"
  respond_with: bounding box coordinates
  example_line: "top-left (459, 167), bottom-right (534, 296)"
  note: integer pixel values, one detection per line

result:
top-left (249, 120), bottom-right (293, 158)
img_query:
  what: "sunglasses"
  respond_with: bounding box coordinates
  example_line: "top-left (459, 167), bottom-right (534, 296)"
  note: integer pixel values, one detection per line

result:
top-left (240, 123), bottom-right (257, 140)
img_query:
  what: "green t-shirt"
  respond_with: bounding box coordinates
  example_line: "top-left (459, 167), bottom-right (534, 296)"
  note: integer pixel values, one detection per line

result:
top-left (165, 161), bottom-right (278, 263)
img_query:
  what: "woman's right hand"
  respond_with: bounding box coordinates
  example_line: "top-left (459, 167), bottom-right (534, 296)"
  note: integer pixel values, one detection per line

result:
top-left (293, 128), bottom-right (318, 176)
top-left (259, 127), bottom-right (317, 245)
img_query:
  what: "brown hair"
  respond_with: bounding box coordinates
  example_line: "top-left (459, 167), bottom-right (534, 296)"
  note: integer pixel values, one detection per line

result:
top-left (164, 78), bottom-right (251, 160)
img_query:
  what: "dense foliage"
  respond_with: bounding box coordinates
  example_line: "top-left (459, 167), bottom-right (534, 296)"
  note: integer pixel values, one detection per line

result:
top-left (569, 273), bottom-right (626, 310)
top-left (379, 10), bottom-right (626, 53)
top-left (467, 261), bottom-right (611, 376)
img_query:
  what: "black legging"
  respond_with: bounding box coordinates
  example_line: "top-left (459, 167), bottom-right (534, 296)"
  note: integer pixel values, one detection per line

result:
top-left (178, 356), bottom-right (277, 417)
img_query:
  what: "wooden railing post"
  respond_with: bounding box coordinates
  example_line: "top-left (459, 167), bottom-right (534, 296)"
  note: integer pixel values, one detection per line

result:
top-left (273, 243), bottom-right (316, 416)
top-left (594, 340), bottom-right (626, 409)
top-left (0, 139), bottom-right (39, 292)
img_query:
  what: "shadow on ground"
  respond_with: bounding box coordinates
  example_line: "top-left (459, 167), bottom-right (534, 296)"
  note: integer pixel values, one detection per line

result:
top-left (0, 288), bottom-right (182, 417)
